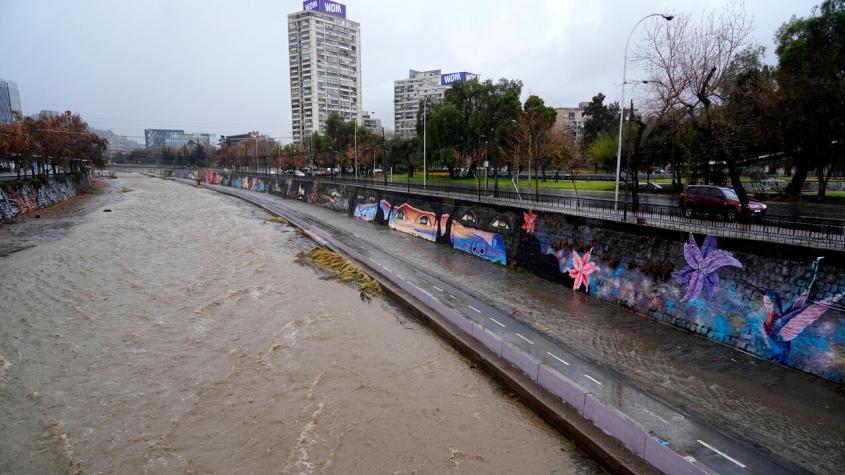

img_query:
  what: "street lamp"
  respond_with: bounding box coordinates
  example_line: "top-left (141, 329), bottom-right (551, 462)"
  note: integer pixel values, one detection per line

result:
top-left (614, 13), bottom-right (673, 208)
top-left (422, 96), bottom-right (430, 188)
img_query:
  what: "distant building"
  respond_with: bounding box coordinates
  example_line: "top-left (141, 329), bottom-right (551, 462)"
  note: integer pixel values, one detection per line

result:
top-left (361, 111), bottom-right (382, 136)
top-left (554, 102), bottom-right (589, 143)
top-left (393, 69), bottom-right (477, 139)
top-left (288, 0), bottom-right (362, 144)
top-left (91, 127), bottom-right (143, 153)
top-left (0, 78), bottom-right (22, 124)
top-left (144, 129), bottom-right (212, 149)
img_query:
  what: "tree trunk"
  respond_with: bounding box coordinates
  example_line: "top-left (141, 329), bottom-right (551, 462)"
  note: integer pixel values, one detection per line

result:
top-left (786, 155), bottom-right (811, 197)
top-left (817, 165), bottom-right (833, 202)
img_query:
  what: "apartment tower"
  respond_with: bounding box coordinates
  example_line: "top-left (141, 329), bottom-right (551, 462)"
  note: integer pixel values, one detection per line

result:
top-left (288, 0), bottom-right (361, 144)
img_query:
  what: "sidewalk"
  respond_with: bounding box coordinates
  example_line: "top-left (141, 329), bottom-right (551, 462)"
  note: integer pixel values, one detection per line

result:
top-left (193, 180), bottom-right (844, 474)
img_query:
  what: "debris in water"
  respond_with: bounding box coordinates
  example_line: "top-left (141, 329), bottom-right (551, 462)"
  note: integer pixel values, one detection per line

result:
top-left (297, 246), bottom-right (382, 295)
top-left (266, 216), bottom-right (290, 225)
top-left (103, 209), bottom-right (112, 213)
top-left (359, 291), bottom-right (371, 303)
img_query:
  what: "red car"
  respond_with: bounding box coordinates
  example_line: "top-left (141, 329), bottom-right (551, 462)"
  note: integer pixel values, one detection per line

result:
top-left (679, 185), bottom-right (767, 220)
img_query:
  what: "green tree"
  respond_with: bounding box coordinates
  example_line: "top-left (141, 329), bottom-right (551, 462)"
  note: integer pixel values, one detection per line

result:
top-left (582, 93), bottom-right (620, 146)
top-left (776, 0), bottom-right (845, 200)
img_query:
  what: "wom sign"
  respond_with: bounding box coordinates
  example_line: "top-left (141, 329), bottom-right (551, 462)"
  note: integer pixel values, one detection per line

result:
top-left (303, 0), bottom-right (346, 18)
top-left (440, 72), bottom-right (479, 86)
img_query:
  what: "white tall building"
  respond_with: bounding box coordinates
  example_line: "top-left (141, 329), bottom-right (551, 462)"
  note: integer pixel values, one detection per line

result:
top-left (393, 69), bottom-right (477, 139)
top-left (288, 0), bottom-right (361, 144)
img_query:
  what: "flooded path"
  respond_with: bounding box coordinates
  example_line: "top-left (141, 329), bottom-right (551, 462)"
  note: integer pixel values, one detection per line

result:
top-left (0, 175), bottom-right (600, 474)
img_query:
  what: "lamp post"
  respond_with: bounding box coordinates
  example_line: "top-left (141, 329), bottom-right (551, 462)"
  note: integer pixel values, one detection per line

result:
top-left (614, 13), bottom-right (673, 208)
top-left (422, 96), bottom-right (429, 188)
top-left (354, 116), bottom-right (358, 180)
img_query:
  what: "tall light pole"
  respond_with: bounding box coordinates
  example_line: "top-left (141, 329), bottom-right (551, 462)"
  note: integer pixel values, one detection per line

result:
top-left (354, 115), bottom-right (358, 180)
top-left (422, 96), bottom-right (429, 188)
top-left (614, 13), bottom-right (673, 207)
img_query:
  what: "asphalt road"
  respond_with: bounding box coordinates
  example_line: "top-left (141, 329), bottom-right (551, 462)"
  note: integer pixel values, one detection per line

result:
top-left (170, 176), bottom-right (843, 475)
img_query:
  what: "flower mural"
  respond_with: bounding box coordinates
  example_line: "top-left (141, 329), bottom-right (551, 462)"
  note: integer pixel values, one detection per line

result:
top-left (672, 234), bottom-right (742, 303)
top-left (522, 210), bottom-right (537, 234)
top-left (568, 248), bottom-right (599, 292)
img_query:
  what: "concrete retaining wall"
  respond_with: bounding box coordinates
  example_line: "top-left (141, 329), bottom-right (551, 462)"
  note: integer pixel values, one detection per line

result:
top-left (194, 170), bottom-right (845, 384)
top-left (0, 173), bottom-right (92, 222)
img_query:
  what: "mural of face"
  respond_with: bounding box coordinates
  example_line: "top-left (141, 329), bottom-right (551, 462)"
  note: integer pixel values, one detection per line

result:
top-left (354, 198), bottom-right (379, 221)
top-left (450, 220), bottom-right (507, 265)
top-left (389, 203), bottom-right (438, 241)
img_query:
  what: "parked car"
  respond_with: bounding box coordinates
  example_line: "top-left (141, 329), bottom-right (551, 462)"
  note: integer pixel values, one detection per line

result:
top-left (294, 170), bottom-right (306, 177)
top-left (679, 185), bottom-right (767, 220)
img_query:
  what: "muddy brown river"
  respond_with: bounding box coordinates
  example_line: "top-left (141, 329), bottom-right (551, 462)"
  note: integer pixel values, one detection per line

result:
top-left (0, 175), bottom-right (600, 474)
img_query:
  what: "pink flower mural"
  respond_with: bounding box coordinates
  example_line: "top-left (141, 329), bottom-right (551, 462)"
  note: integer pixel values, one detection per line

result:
top-left (568, 248), bottom-right (599, 292)
top-left (522, 210), bottom-right (537, 234)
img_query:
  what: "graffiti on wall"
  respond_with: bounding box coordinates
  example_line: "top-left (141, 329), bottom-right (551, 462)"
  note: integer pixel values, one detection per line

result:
top-left (354, 198), bottom-right (379, 221)
top-left (388, 203), bottom-right (438, 241)
top-left (1, 175), bottom-right (90, 222)
top-left (672, 234), bottom-right (743, 302)
top-left (450, 220), bottom-right (507, 265)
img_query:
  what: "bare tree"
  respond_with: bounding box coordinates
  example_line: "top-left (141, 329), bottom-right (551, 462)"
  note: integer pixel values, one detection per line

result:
top-left (635, 4), bottom-right (754, 203)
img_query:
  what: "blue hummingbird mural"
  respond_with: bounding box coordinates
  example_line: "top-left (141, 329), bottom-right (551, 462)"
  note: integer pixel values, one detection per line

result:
top-left (761, 258), bottom-right (843, 363)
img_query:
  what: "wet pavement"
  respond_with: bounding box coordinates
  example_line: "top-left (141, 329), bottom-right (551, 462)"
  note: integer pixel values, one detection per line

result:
top-left (183, 175), bottom-right (845, 475)
top-left (0, 175), bottom-right (600, 474)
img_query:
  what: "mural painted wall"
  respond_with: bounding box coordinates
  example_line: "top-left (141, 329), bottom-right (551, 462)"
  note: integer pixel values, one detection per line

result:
top-left (197, 171), bottom-right (845, 384)
top-left (1, 174), bottom-right (92, 222)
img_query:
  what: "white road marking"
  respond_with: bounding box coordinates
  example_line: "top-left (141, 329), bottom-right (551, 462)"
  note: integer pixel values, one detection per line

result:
top-left (546, 352), bottom-right (570, 366)
top-left (414, 285), bottom-right (433, 298)
top-left (432, 285), bottom-right (444, 292)
top-left (584, 374), bottom-right (603, 385)
top-left (449, 294), bottom-right (458, 300)
top-left (382, 266), bottom-right (393, 274)
top-left (515, 333), bottom-right (534, 345)
top-left (489, 318), bottom-right (506, 328)
top-left (696, 440), bottom-right (746, 469)
top-left (467, 304), bottom-right (481, 313)
top-left (642, 408), bottom-right (669, 424)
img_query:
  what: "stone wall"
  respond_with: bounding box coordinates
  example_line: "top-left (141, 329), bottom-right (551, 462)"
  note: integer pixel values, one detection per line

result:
top-left (200, 170), bottom-right (845, 384)
top-left (0, 172), bottom-right (92, 222)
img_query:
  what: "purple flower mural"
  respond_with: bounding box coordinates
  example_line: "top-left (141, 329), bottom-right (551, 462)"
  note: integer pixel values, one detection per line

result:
top-left (672, 234), bottom-right (742, 303)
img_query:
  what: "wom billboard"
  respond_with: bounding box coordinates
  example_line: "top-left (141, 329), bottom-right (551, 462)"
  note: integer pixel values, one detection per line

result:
top-left (303, 0), bottom-right (346, 18)
top-left (440, 72), bottom-right (479, 86)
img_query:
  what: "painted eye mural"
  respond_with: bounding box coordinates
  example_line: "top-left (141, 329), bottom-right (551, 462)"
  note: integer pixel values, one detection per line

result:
top-left (388, 203), bottom-right (437, 241)
top-left (378, 199), bottom-right (392, 221)
top-left (450, 220), bottom-right (507, 265)
top-left (439, 214), bottom-right (450, 238)
top-left (461, 211), bottom-right (477, 223)
top-left (491, 217), bottom-right (510, 230)
top-left (353, 197), bottom-right (379, 221)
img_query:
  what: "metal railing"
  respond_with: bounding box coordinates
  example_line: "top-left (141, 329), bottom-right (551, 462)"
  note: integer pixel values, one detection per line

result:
top-left (151, 169), bottom-right (845, 251)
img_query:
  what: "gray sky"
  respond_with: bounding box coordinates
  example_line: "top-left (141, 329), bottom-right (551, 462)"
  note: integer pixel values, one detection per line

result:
top-left (1, 0), bottom-right (817, 145)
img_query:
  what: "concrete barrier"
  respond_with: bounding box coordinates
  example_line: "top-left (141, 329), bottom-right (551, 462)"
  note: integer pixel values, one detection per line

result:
top-left (537, 364), bottom-right (589, 413)
top-left (502, 342), bottom-right (541, 382)
top-left (471, 323), bottom-right (503, 357)
top-left (443, 308), bottom-right (474, 335)
top-left (584, 393), bottom-right (647, 457)
top-left (643, 436), bottom-right (708, 475)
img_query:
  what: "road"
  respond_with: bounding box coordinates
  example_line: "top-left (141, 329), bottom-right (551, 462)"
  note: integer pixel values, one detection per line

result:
top-left (166, 174), bottom-right (845, 475)
top-left (450, 181), bottom-right (845, 220)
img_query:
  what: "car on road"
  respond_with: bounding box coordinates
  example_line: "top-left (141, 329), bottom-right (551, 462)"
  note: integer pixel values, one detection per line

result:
top-left (679, 185), bottom-right (767, 220)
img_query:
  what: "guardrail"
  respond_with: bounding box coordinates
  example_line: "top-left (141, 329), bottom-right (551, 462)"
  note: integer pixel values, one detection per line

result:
top-left (152, 169), bottom-right (845, 251)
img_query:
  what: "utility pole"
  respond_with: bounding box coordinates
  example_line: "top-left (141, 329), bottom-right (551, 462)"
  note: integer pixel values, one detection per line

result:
top-left (423, 97), bottom-right (428, 188)
top-left (354, 116), bottom-right (358, 180)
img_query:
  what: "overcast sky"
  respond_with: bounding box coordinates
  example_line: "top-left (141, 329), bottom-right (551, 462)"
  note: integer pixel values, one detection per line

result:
top-left (1, 0), bottom-right (817, 145)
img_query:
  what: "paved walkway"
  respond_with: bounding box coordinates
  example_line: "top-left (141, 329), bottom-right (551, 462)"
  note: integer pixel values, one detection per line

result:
top-left (174, 177), bottom-right (844, 475)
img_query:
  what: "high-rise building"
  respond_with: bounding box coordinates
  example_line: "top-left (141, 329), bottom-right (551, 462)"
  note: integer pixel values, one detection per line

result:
top-left (144, 129), bottom-right (213, 149)
top-left (393, 70), bottom-right (478, 139)
top-left (288, 0), bottom-right (361, 144)
top-left (0, 78), bottom-right (22, 124)
top-left (361, 111), bottom-right (382, 136)
top-left (554, 102), bottom-right (590, 143)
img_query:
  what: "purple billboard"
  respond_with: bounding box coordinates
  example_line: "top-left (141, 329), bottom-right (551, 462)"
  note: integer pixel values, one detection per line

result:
top-left (303, 0), bottom-right (346, 18)
top-left (440, 72), bottom-right (479, 86)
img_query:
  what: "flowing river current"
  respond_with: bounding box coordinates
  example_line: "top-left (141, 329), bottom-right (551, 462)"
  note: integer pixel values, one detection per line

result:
top-left (0, 175), bottom-right (600, 474)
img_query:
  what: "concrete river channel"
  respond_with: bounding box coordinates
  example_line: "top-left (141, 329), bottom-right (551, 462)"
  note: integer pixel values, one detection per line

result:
top-left (0, 175), bottom-right (601, 474)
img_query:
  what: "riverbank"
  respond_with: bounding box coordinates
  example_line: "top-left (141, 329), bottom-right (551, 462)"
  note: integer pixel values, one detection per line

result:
top-left (0, 171), bottom-right (94, 223)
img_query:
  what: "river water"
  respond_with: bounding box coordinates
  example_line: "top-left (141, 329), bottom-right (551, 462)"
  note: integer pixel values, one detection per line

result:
top-left (0, 175), bottom-right (600, 474)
